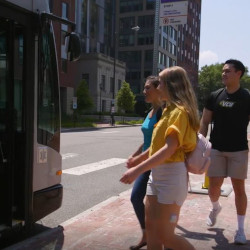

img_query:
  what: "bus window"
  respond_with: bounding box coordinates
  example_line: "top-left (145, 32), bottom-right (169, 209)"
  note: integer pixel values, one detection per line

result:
top-left (0, 29), bottom-right (7, 131)
top-left (37, 23), bottom-right (60, 152)
top-left (14, 28), bottom-right (24, 132)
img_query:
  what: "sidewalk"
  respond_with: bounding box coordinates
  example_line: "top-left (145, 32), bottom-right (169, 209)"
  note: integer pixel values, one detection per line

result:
top-left (5, 131), bottom-right (250, 250)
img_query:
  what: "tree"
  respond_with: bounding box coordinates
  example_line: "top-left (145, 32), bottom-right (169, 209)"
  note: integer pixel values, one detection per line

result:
top-left (197, 63), bottom-right (223, 111)
top-left (75, 79), bottom-right (93, 115)
top-left (116, 81), bottom-right (136, 113)
top-left (198, 64), bottom-right (250, 111)
top-left (240, 67), bottom-right (250, 89)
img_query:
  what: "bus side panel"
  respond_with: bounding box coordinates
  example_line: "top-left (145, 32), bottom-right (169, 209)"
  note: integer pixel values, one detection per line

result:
top-left (33, 145), bottom-right (62, 191)
top-left (33, 184), bottom-right (62, 222)
top-left (32, 146), bottom-right (62, 221)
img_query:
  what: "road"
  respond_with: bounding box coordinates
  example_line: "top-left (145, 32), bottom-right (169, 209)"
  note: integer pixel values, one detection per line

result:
top-left (37, 126), bottom-right (142, 228)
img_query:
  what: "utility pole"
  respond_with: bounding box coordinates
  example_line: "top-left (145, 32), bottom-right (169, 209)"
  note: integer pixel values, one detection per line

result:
top-left (112, 0), bottom-right (116, 101)
top-left (111, 0), bottom-right (116, 125)
top-left (153, 0), bottom-right (160, 75)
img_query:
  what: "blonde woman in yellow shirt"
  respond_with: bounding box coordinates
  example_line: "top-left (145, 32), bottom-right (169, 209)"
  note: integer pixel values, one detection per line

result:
top-left (120, 66), bottom-right (200, 250)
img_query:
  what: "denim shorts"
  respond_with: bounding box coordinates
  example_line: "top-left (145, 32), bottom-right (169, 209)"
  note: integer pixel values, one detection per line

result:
top-left (146, 162), bottom-right (188, 206)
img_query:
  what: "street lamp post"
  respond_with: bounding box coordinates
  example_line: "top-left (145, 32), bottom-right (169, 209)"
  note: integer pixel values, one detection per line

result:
top-left (111, 0), bottom-right (117, 125)
top-left (99, 83), bottom-right (103, 120)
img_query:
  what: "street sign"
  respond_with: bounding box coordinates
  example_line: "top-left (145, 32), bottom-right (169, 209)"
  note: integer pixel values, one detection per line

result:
top-left (72, 97), bottom-right (77, 109)
top-left (160, 0), bottom-right (188, 26)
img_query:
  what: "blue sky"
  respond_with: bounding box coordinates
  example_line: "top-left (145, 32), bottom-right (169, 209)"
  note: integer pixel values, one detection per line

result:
top-left (199, 0), bottom-right (250, 71)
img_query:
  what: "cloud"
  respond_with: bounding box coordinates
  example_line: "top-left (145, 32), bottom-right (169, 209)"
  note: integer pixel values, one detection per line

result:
top-left (199, 50), bottom-right (219, 69)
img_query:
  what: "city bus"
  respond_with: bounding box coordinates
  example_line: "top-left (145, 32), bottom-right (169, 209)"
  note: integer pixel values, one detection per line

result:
top-left (0, 0), bottom-right (80, 236)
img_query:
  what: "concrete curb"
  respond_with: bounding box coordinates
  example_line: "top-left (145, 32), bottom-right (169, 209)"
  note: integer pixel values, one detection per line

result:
top-left (61, 124), bottom-right (141, 133)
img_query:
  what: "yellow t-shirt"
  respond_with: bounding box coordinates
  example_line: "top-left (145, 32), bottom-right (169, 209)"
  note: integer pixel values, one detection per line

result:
top-left (149, 104), bottom-right (197, 163)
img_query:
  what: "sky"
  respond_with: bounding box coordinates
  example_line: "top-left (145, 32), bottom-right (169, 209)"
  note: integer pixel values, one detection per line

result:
top-left (199, 0), bottom-right (250, 71)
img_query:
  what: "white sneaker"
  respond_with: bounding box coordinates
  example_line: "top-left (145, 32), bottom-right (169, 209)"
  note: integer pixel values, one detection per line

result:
top-left (234, 230), bottom-right (247, 245)
top-left (206, 205), bottom-right (222, 226)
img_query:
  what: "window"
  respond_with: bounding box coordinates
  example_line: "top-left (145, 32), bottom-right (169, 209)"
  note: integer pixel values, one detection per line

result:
top-left (169, 26), bottom-right (174, 38)
top-left (163, 54), bottom-right (166, 66)
top-left (162, 37), bottom-right (167, 50)
top-left (110, 77), bottom-right (114, 93)
top-left (101, 75), bottom-right (106, 91)
top-left (144, 71), bottom-right (152, 78)
top-left (119, 34), bottom-right (135, 47)
top-left (62, 2), bottom-right (69, 19)
top-left (102, 100), bottom-right (106, 112)
top-left (61, 59), bottom-right (67, 73)
top-left (82, 74), bottom-right (89, 88)
top-left (61, 2), bottom-right (68, 59)
top-left (172, 44), bottom-right (176, 56)
top-left (163, 26), bottom-right (168, 34)
top-left (119, 51), bottom-right (141, 63)
top-left (126, 71), bottom-right (141, 81)
top-left (168, 41), bottom-right (172, 53)
top-left (138, 33), bottom-right (154, 45)
top-left (118, 80), bottom-right (122, 90)
top-left (166, 56), bottom-right (170, 67)
top-left (138, 15), bottom-right (154, 29)
top-left (119, 17), bottom-right (135, 31)
top-left (61, 30), bottom-right (67, 46)
top-left (120, 0), bottom-right (143, 13)
top-left (18, 34), bottom-right (24, 65)
top-left (146, 0), bottom-right (155, 9)
top-left (145, 50), bottom-right (153, 62)
top-left (38, 23), bottom-right (60, 152)
top-left (49, 0), bottom-right (54, 13)
top-left (174, 29), bottom-right (177, 41)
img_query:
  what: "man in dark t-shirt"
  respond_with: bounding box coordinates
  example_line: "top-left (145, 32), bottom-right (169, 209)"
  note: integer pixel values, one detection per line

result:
top-left (200, 59), bottom-right (250, 245)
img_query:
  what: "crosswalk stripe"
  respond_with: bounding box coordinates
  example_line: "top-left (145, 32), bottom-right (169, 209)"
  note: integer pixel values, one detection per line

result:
top-left (99, 131), bottom-right (119, 134)
top-left (62, 153), bottom-right (79, 160)
top-left (63, 158), bottom-right (127, 175)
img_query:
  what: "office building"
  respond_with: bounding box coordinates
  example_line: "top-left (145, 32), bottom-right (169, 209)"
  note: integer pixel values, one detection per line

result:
top-left (74, 0), bottom-right (126, 113)
top-left (49, 0), bottom-right (78, 115)
top-left (51, 0), bottom-right (201, 114)
top-left (177, 0), bottom-right (201, 86)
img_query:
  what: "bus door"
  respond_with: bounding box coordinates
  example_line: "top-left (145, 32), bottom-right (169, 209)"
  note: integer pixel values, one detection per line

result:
top-left (0, 10), bottom-right (34, 228)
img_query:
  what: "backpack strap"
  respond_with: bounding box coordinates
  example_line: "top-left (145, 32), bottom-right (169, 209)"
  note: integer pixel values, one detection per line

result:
top-left (156, 107), bottom-right (162, 122)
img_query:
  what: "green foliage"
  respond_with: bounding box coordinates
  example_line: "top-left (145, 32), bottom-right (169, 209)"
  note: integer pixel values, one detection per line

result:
top-left (240, 67), bottom-right (250, 90)
top-left (198, 64), bottom-right (250, 111)
top-left (116, 119), bottom-right (143, 125)
top-left (116, 81), bottom-right (136, 113)
top-left (75, 79), bottom-right (93, 114)
top-left (197, 63), bottom-right (223, 111)
top-left (61, 114), bottom-right (96, 128)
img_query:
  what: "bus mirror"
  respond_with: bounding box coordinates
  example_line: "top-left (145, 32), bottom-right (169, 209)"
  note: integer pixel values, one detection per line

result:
top-left (66, 32), bottom-right (81, 61)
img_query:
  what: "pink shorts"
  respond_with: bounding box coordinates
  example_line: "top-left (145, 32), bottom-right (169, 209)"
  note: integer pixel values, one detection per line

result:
top-left (146, 162), bottom-right (188, 206)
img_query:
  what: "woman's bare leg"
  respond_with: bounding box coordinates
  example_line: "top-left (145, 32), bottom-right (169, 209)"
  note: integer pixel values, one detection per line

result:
top-left (145, 195), bottom-right (195, 250)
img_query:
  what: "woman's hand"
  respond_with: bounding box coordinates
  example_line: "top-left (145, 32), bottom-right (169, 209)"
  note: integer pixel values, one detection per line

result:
top-left (126, 149), bottom-right (149, 168)
top-left (120, 167), bottom-right (140, 184)
top-left (126, 156), bottom-right (139, 168)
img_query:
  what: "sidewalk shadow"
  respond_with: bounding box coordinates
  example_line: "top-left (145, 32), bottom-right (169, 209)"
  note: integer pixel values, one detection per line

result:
top-left (177, 225), bottom-right (249, 249)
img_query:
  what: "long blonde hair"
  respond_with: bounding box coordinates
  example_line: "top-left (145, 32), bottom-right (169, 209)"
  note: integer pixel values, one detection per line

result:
top-left (159, 66), bottom-right (200, 131)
